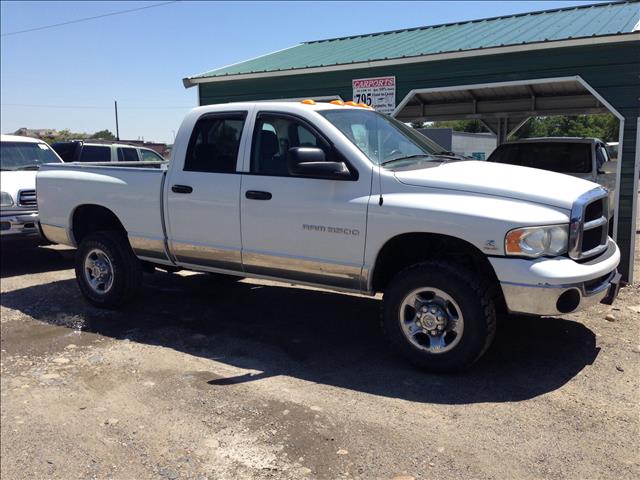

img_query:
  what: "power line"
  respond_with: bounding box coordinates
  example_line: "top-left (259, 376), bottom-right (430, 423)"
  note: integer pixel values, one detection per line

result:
top-left (1, 1), bottom-right (179, 37)
top-left (1, 103), bottom-right (192, 109)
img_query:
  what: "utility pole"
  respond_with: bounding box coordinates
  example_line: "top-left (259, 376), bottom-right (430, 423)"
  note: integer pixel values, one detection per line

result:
top-left (114, 100), bottom-right (120, 140)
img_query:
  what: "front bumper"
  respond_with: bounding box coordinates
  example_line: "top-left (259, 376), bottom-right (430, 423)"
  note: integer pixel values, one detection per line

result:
top-left (491, 238), bottom-right (621, 316)
top-left (0, 212), bottom-right (41, 239)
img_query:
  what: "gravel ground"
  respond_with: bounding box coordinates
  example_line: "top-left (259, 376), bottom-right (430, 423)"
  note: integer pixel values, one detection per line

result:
top-left (1, 234), bottom-right (639, 479)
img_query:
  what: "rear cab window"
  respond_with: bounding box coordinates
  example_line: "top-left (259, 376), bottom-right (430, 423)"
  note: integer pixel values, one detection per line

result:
top-left (51, 142), bottom-right (78, 162)
top-left (488, 142), bottom-right (591, 173)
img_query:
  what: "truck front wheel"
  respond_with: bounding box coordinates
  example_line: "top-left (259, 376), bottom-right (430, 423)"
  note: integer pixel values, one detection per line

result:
top-left (75, 231), bottom-right (142, 308)
top-left (382, 261), bottom-right (496, 372)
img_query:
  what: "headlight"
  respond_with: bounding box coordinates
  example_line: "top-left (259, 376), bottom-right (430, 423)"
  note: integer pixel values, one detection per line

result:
top-left (0, 191), bottom-right (13, 208)
top-left (505, 225), bottom-right (568, 258)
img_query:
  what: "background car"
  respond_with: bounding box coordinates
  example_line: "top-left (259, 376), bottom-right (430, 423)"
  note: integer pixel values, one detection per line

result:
top-left (487, 137), bottom-right (617, 231)
top-left (51, 140), bottom-right (166, 163)
top-left (1, 134), bottom-right (64, 240)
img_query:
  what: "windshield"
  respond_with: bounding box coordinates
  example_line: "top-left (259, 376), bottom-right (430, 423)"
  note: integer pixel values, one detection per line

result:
top-left (319, 109), bottom-right (440, 166)
top-left (1, 141), bottom-right (62, 170)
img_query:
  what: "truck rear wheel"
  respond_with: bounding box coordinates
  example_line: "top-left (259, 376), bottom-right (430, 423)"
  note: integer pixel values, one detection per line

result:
top-left (75, 231), bottom-right (142, 308)
top-left (381, 261), bottom-right (496, 372)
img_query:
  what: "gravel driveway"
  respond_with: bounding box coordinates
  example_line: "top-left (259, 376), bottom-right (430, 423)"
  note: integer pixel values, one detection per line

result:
top-left (1, 239), bottom-right (639, 480)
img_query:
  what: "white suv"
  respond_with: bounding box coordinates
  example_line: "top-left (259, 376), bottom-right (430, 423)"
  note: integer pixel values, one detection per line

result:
top-left (1, 135), bottom-right (63, 240)
top-left (51, 140), bottom-right (166, 163)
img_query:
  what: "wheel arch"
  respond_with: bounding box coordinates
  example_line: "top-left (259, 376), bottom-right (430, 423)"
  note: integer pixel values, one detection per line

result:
top-left (70, 204), bottom-right (127, 245)
top-left (370, 232), bottom-right (502, 298)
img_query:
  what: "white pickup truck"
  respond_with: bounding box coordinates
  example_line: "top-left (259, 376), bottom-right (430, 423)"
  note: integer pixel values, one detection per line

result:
top-left (37, 101), bottom-right (621, 371)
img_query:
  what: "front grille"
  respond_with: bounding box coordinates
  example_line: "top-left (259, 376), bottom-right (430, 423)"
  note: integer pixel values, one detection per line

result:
top-left (18, 190), bottom-right (37, 207)
top-left (569, 188), bottom-right (609, 260)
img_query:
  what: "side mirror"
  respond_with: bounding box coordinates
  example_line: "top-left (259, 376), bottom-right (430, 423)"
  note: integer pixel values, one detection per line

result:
top-left (288, 147), bottom-right (351, 180)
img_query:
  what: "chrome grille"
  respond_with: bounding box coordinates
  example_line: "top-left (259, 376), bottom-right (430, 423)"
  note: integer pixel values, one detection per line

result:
top-left (18, 189), bottom-right (37, 207)
top-left (568, 187), bottom-right (609, 260)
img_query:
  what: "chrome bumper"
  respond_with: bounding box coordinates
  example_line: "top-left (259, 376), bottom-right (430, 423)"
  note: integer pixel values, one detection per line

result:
top-left (0, 212), bottom-right (41, 239)
top-left (501, 269), bottom-right (620, 316)
top-left (492, 238), bottom-right (621, 316)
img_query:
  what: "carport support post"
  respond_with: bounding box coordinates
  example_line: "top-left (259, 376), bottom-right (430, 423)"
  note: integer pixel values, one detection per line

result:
top-left (614, 116), bottom-right (639, 283)
top-left (495, 118), bottom-right (509, 145)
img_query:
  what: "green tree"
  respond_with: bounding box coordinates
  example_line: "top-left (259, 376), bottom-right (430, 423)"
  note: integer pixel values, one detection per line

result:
top-left (512, 114), bottom-right (618, 142)
top-left (90, 129), bottom-right (116, 140)
top-left (431, 119), bottom-right (488, 133)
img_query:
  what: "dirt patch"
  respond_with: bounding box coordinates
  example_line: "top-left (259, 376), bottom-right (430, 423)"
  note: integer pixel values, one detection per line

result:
top-left (1, 242), bottom-right (639, 479)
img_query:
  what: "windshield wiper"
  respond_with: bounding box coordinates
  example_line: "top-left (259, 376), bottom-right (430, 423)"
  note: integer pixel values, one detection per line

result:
top-left (380, 154), bottom-right (435, 166)
top-left (16, 164), bottom-right (41, 170)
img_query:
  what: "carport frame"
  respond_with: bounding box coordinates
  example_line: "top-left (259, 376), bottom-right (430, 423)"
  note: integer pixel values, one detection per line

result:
top-left (393, 75), bottom-right (637, 281)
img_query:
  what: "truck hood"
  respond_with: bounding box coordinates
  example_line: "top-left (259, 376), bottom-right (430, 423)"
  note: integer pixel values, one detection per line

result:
top-left (393, 161), bottom-right (599, 210)
top-left (0, 170), bottom-right (37, 199)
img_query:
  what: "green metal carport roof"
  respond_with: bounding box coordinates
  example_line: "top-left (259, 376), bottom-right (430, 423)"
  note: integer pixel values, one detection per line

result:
top-left (184, 1), bottom-right (639, 85)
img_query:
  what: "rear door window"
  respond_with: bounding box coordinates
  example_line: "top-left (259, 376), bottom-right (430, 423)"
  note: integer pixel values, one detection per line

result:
top-left (117, 147), bottom-right (139, 162)
top-left (79, 145), bottom-right (111, 162)
top-left (184, 113), bottom-right (246, 173)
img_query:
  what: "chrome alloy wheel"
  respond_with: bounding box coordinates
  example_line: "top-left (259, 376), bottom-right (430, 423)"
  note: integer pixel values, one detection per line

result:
top-left (83, 248), bottom-right (114, 294)
top-left (398, 287), bottom-right (464, 354)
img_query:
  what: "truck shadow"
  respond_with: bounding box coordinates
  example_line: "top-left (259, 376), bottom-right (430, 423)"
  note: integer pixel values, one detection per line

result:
top-left (1, 271), bottom-right (599, 405)
top-left (0, 244), bottom-right (75, 279)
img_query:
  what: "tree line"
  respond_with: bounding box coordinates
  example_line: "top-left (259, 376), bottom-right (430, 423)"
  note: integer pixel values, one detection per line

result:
top-left (412, 114), bottom-right (619, 143)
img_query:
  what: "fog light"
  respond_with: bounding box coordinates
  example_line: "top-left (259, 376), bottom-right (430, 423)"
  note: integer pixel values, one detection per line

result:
top-left (557, 289), bottom-right (580, 313)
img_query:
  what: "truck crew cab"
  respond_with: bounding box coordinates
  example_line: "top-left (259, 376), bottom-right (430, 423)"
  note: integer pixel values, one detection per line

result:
top-left (36, 101), bottom-right (621, 371)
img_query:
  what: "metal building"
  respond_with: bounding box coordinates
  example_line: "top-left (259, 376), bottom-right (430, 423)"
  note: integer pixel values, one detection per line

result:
top-left (183, 1), bottom-right (640, 281)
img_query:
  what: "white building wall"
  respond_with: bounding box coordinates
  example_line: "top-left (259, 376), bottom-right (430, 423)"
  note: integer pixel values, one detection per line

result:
top-left (451, 132), bottom-right (497, 159)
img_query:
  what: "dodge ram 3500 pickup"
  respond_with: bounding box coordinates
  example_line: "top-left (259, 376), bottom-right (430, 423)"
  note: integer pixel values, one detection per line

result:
top-left (36, 101), bottom-right (621, 371)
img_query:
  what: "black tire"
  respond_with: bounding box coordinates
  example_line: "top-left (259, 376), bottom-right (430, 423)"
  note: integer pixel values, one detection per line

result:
top-left (381, 261), bottom-right (496, 372)
top-left (75, 231), bottom-right (142, 308)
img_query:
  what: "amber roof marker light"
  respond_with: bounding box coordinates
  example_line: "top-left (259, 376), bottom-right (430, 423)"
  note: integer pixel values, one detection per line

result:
top-left (301, 99), bottom-right (316, 105)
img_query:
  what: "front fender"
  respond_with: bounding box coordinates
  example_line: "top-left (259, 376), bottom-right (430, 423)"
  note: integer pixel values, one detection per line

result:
top-left (363, 187), bottom-right (570, 274)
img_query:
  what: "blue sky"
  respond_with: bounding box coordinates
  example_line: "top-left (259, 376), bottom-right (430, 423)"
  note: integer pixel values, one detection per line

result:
top-left (1, 0), bottom-right (603, 143)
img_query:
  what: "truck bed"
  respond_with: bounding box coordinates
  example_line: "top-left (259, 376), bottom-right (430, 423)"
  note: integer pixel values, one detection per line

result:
top-left (37, 162), bottom-right (169, 260)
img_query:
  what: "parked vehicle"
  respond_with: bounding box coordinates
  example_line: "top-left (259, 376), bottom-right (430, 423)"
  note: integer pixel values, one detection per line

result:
top-left (606, 141), bottom-right (619, 160)
top-left (37, 102), bottom-right (621, 371)
top-left (1, 135), bottom-right (63, 240)
top-left (487, 137), bottom-right (617, 230)
top-left (51, 140), bottom-right (166, 163)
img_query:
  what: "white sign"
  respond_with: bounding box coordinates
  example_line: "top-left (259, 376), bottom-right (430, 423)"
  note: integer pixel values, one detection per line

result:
top-left (352, 76), bottom-right (396, 114)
